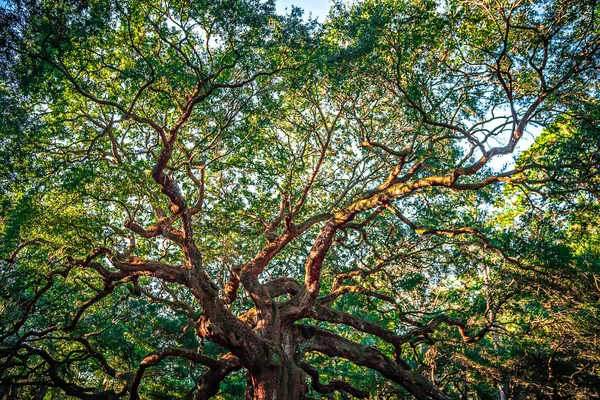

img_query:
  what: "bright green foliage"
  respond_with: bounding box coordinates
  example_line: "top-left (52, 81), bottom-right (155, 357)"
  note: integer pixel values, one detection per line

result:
top-left (1, 0), bottom-right (599, 399)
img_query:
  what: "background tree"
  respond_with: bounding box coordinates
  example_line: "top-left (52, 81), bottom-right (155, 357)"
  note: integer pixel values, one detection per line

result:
top-left (1, 0), bottom-right (599, 399)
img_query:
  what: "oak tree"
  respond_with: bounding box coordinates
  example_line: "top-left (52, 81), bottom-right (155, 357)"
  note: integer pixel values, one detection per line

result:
top-left (1, 0), bottom-right (599, 399)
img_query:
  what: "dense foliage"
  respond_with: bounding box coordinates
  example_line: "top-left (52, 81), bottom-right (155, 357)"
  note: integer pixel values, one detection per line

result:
top-left (1, 0), bottom-right (599, 399)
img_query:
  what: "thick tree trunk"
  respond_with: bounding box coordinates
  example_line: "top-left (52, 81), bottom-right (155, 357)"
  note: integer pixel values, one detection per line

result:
top-left (244, 329), bottom-right (307, 400)
top-left (244, 364), bottom-right (307, 400)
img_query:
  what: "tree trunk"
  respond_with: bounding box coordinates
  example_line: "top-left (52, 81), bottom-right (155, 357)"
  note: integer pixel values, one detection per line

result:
top-left (244, 328), bottom-right (307, 400)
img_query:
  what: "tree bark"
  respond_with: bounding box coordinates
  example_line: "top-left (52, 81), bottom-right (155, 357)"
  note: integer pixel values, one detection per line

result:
top-left (243, 329), bottom-right (308, 400)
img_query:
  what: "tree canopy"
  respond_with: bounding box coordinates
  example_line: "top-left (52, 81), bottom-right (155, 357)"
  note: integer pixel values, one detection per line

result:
top-left (1, 0), bottom-right (599, 399)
